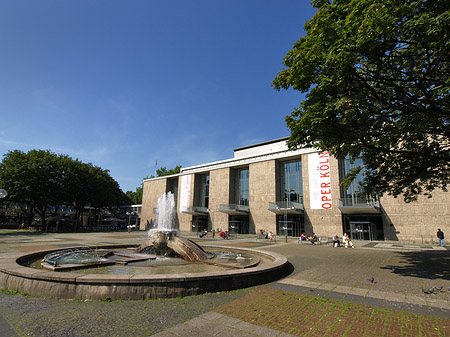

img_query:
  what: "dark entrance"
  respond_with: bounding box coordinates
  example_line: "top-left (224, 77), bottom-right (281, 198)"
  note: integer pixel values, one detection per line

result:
top-left (276, 215), bottom-right (304, 237)
top-left (191, 216), bottom-right (208, 234)
top-left (229, 215), bottom-right (249, 234)
top-left (342, 215), bottom-right (383, 240)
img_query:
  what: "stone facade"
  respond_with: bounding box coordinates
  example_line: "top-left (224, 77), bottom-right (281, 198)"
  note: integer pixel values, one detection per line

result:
top-left (208, 168), bottom-right (231, 231)
top-left (141, 177), bottom-right (168, 229)
top-left (140, 138), bottom-right (449, 243)
top-left (380, 191), bottom-right (450, 242)
top-left (248, 160), bottom-right (277, 235)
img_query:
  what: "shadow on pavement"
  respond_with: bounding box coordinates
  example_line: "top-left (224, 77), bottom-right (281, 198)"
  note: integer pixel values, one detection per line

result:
top-left (381, 250), bottom-right (450, 280)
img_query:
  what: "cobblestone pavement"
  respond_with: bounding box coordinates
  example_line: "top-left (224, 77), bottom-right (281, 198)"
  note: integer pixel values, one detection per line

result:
top-left (0, 231), bottom-right (449, 336)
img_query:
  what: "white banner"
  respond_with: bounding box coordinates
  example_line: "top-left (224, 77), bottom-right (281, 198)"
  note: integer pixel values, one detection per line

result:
top-left (179, 175), bottom-right (192, 212)
top-left (308, 152), bottom-right (332, 210)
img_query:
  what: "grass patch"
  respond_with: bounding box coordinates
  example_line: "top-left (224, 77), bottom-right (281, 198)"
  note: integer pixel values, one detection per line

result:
top-left (1, 288), bottom-right (20, 295)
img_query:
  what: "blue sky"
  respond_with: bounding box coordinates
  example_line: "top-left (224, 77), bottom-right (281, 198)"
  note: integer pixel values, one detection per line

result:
top-left (0, 1), bottom-right (315, 193)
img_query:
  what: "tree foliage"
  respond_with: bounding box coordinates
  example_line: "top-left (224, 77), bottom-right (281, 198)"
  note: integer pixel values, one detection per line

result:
top-left (156, 165), bottom-right (182, 177)
top-left (0, 149), bottom-right (127, 229)
top-left (272, 0), bottom-right (450, 201)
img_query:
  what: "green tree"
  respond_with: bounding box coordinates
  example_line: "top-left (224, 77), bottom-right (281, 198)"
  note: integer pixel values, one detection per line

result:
top-left (126, 185), bottom-right (143, 205)
top-left (156, 165), bottom-right (181, 177)
top-left (0, 150), bottom-right (127, 230)
top-left (272, 0), bottom-right (449, 202)
top-left (0, 150), bottom-right (70, 230)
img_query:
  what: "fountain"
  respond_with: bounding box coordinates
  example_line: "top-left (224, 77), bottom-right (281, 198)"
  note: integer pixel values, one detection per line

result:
top-left (0, 193), bottom-right (289, 300)
top-left (137, 192), bottom-right (210, 262)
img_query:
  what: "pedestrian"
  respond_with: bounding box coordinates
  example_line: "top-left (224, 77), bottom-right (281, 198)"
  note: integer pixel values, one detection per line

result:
top-left (437, 228), bottom-right (446, 247)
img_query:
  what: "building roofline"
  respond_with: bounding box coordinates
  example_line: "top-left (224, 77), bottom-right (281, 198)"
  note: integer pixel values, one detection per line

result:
top-left (233, 137), bottom-right (290, 152)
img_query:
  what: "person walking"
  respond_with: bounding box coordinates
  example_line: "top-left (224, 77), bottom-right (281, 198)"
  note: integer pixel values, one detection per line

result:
top-left (437, 228), bottom-right (446, 247)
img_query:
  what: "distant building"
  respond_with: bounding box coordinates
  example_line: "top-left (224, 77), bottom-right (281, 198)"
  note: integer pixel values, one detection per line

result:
top-left (140, 137), bottom-right (449, 243)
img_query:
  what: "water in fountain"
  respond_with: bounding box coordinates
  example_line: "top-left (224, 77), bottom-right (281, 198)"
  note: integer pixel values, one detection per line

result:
top-left (139, 192), bottom-right (209, 261)
top-left (151, 192), bottom-right (178, 235)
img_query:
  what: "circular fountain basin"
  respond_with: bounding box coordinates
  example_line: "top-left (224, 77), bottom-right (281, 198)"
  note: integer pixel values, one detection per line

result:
top-left (0, 244), bottom-right (289, 300)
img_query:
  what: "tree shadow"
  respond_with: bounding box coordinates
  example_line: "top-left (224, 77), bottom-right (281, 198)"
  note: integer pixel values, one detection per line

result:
top-left (381, 205), bottom-right (399, 241)
top-left (381, 250), bottom-right (450, 280)
top-left (0, 230), bottom-right (48, 237)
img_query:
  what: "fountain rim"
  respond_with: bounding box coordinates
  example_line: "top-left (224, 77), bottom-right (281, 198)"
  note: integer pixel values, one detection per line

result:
top-left (0, 244), bottom-right (288, 284)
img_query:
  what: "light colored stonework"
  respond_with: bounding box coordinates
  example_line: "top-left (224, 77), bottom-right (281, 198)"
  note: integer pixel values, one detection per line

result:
top-left (209, 168), bottom-right (231, 231)
top-left (249, 160), bottom-right (277, 234)
top-left (140, 177), bottom-right (169, 230)
top-left (380, 191), bottom-right (450, 242)
top-left (139, 139), bottom-right (449, 242)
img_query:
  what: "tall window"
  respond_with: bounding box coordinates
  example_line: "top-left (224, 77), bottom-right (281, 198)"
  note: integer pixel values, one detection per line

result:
top-left (235, 168), bottom-right (249, 206)
top-left (281, 159), bottom-right (303, 205)
top-left (168, 178), bottom-right (179, 203)
top-left (340, 157), bottom-right (366, 199)
top-left (199, 174), bottom-right (209, 208)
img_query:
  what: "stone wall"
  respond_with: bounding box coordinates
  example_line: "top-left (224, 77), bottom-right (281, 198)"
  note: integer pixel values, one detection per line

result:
top-left (140, 178), bottom-right (168, 230)
top-left (140, 148), bottom-right (450, 243)
top-left (249, 160), bottom-right (276, 234)
top-left (209, 167), bottom-right (230, 231)
top-left (380, 191), bottom-right (450, 243)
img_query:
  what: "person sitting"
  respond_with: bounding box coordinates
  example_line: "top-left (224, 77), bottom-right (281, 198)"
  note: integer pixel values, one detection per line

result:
top-left (310, 233), bottom-right (318, 245)
top-left (332, 234), bottom-right (340, 247)
top-left (300, 232), bottom-right (307, 241)
top-left (199, 228), bottom-right (207, 238)
top-left (343, 233), bottom-right (355, 248)
top-left (259, 229), bottom-right (266, 239)
top-left (267, 231), bottom-right (275, 241)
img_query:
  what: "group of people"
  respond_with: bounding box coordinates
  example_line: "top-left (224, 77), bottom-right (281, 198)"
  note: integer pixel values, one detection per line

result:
top-left (259, 229), bottom-right (276, 241)
top-left (299, 232), bottom-right (318, 245)
top-left (218, 229), bottom-right (230, 239)
top-left (201, 228), bottom-right (446, 247)
top-left (199, 228), bottom-right (231, 239)
top-left (300, 232), bottom-right (354, 248)
top-left (332, 233), bottom-right (354, 248)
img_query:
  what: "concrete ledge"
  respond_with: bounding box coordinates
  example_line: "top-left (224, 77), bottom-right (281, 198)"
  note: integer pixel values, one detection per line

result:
top-left (0, 244), bottom-right (289, 300)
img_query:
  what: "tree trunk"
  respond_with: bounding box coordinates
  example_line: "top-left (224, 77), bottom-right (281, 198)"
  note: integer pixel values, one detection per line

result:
top-left (35, 206), bottom-right (47, 231)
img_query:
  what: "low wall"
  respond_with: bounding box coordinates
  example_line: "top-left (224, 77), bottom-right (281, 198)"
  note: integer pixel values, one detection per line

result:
top-left (0, 245), bottom-right (289, 300)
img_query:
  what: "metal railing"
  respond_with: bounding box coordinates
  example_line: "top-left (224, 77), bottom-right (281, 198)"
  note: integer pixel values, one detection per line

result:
top-left (218, 204), bottom-right (249, 213)
top-left (339, 197), bottom-right (380, 208)
top-left (183, 206), bottom-right (208, 213)
top-left (268, 200), bottom-right (304, 211)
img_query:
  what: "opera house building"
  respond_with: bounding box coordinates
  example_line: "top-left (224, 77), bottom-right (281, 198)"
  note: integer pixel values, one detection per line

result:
top-left (140, 137), bottom-right (449, 243)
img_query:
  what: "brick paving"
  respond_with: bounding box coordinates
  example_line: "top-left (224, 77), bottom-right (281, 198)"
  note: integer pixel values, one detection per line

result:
top-left (0, 231), bottom-right (449, 336)
top-left (215, 287), bottom-right (450, 336)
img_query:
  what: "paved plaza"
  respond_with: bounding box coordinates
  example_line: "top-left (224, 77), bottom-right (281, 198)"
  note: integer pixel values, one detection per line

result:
top-left (0, 230), bottom-right (449, 336)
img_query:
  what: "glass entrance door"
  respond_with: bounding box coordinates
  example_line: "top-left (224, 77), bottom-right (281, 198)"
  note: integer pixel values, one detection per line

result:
top-left (350, 221), bottom-right (373, 240)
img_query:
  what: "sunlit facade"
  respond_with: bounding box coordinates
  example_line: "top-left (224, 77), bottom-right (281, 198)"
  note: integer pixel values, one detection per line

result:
top-left (140, 138), bottom-right (450, 243)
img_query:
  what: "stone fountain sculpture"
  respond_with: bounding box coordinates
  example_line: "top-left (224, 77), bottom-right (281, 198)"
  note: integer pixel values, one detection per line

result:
top-left (137, 192), bottom-right (209, 262)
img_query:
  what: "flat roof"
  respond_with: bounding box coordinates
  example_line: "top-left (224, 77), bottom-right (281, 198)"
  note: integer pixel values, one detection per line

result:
top-left (234, 137), bottom-right (289, 152)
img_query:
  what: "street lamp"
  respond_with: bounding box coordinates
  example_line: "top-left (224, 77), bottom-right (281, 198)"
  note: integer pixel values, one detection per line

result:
top-left (0, 189), bottom-right (7, 199)
top-left (284, 195), bottom-right (288, 243)
top-left (126, 211), bottom-right (135, 233)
